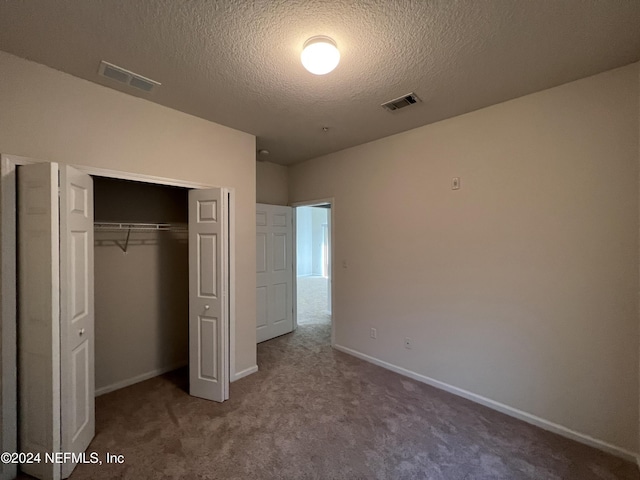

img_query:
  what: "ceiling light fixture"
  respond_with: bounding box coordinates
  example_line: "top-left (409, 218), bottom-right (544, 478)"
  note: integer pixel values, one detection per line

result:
top-left (301, 36), bottom-right (340, 75)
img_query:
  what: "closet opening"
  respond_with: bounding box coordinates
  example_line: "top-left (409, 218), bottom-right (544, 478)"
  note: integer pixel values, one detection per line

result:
top-left (92, 176), bottom-right (190, 396)
top-left (3, 156), bottom-right (233, 479)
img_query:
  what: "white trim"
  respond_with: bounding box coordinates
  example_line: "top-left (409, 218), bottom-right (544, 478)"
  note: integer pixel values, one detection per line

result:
top-left (292, 209), bottom-right (298, 331)
top-left (227, 189), bottom-right (237, 384)
top-left (291, 198), bottom-right (334, 208)
top-left (221, 188), bottom-right (230, 400)
top-left (1, 155), bottom-right (218, 190)
top-left (95, 362), bottom-right (187, 397)
top-left (74, 165), bottom-right (215, 189)
top-left (290, 198), bottom-right (335, 347)
top-left (0, 156), bottom-right (17, 480)
top-left (2, 154), bottom-right (42, 166)
top-left (232, 365), bottom-right (258, 382)
top-left (333, 343), bottom-right (639, 463)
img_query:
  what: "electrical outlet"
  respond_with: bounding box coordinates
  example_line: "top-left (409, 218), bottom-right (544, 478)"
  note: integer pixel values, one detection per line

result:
top-left (452, 177), bottom-right (460, 190)
top-left (370, 328), bottom-right (377, 339)
top-left (404, 337), bottom-right (412, 349)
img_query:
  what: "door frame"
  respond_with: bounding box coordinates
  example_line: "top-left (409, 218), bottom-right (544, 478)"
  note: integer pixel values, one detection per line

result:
top-left (291, 198), bottom-right (335, 347)
top-left (0, 154), bottom-right (236, 477)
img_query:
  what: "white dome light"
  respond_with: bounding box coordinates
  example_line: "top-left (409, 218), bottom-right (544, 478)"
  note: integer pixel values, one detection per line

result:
top-left (301, 36), bottom-right (340, 75)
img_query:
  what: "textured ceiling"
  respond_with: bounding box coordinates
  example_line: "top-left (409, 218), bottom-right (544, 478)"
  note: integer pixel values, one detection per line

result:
top-left (1, 0), bottom-right (639, 165)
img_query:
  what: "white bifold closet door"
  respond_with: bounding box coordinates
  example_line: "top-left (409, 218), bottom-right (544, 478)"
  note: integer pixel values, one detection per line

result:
top-left (18, 162), bottom-right (95, 480)
top-left (18, 165), bottom-right (229, 480)
top-left (256, 204), bottom-right (293, 343)
top-left (188, 188), bottom-right (229, 402)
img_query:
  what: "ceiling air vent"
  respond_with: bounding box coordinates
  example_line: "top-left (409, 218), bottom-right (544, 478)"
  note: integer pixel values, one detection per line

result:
top-left (381, 92), bottom-right (421, 112)
top-left (98, 61), bottom-right (161, 93)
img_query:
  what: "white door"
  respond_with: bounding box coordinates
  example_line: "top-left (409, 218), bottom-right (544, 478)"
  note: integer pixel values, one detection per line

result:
top-left (59, 166), bottom-right (95, 478)
top-left (189, 188), bottom-right (229, 402)
top-left (256, 204), bottom-right (293, 343)
top-left (18, 163), bottom-right (95, 480)
top-left (18, 162), bottom-right (61, 480)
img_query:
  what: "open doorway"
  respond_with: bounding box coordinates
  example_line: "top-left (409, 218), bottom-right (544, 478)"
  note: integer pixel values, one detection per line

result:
top-left (295, 204), bottom-right (332, 328)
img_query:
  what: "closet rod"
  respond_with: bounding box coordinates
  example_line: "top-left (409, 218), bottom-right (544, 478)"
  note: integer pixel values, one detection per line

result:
top-left (94, 222), bottom-right (188, 232)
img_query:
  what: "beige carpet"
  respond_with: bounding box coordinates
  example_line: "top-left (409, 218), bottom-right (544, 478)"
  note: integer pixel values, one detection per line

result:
top-left (18, 321), bottom-right (639, 479)
top-left (297, 275), bottom-right (330, 325)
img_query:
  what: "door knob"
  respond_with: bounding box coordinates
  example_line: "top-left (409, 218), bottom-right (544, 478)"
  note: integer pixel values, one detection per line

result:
top-left (79, 328), bottom-right (85, 336)
top-left (204, 305), bottom-right (210, 310)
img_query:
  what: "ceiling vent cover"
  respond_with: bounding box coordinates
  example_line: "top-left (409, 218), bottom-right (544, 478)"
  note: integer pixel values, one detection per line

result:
top-left (98, 61), bottom-right (161, 93)
top-left (381, 92), bottom-right (421, 112)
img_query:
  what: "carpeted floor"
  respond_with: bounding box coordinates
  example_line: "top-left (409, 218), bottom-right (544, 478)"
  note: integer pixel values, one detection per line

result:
top-left (18, 314), bottom-right (639, 479)
top-left (297, 275), bottom-right (330, 325)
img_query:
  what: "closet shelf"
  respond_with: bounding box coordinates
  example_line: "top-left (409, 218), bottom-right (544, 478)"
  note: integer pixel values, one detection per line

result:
top-left (94, 222), bottom-right (188, 232)
top-left (94, 222), bottom-right (187, 253)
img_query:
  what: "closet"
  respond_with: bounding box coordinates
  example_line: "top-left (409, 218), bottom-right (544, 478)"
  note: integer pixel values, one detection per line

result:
top-left (14, 160), bottom-right (229, 479)
top-left (92, 177), bottom-right (189, 396)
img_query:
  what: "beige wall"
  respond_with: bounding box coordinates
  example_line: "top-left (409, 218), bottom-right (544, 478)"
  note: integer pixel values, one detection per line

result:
top-left (256, 160), bottom-right (288, 205)
top-left (0, 51), bottom-right (257, 378)
top-left (93, 179), bottom-right (189, 393)
top-left (290, 63), bottom-right (640, 453)
top-left (95, 230), bottom-right (189, 392)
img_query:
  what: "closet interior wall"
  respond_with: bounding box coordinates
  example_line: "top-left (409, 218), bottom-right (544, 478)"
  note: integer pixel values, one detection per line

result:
top-left (93, 176), bottom-right (189, 395)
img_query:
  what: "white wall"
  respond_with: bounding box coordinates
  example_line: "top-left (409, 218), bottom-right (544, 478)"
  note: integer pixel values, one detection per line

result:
top-left (94, 230), bottom-right (188, 393)
top-left (0, 51), bottom-right (257, 380)
top-left (290, 63), bottom-right (640, 455)
top-left (256, 160), bottom-right (288, 205)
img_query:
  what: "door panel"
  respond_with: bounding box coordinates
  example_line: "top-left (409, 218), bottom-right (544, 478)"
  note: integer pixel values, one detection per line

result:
top-left (198, 234), bottom-right (218, 296)
top-left (273, 234), bottom-right (287, 271)
top-left (198, 316), bottom-right (218, 380)
top-left (256, 204), bottom-right (293, 343)
top-left (256, 233), bottom-right (267, 273)
top-left (189, 188), bottom-right (228, 402)
top-left (60, 165), bottom-right (95, 479)
top-left (256, 287), bottom-right (268, 328)
top-left (272, 283), bottom-right (288, 323)
top-left (18, 162), bottom-right (61, 480)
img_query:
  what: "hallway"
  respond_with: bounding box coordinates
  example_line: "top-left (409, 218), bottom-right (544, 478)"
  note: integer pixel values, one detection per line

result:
top-left (297, 275), bottom-right (330, 325)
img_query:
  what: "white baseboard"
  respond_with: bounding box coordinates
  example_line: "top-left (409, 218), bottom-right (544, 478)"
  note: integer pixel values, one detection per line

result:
top-left (95, 361), bottom-right (187, 397)
top-left (232, 365), bottom-right (258, 382)
top-left (333, 344), bottom-right (639, 463)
